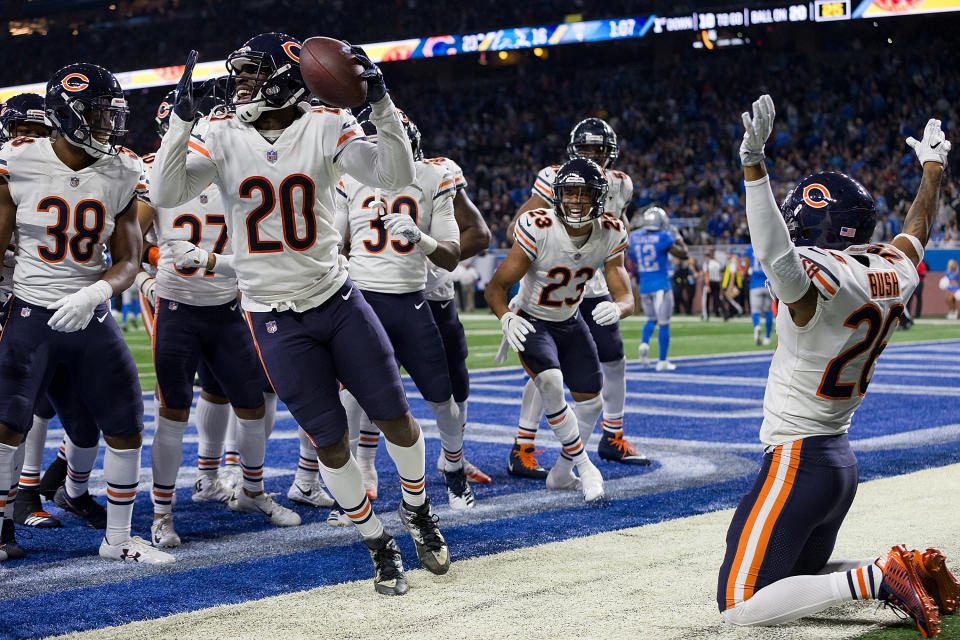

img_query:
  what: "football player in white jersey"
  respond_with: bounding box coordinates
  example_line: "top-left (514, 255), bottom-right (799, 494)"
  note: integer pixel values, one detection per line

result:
top-left (151, 34), bottom-right (450, 595)
top-left (486, 158), bottom-right (634, 503)
top-left (718, 95), bottom-right (957, 635)
top-left (506, 118), bottom-right (646, 477)
top-left (335, 107), bottom-right (473, 510)
top-left (0, 63), bottom-right (172, 564)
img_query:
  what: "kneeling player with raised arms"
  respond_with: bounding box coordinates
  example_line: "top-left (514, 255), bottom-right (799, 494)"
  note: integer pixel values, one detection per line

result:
top-left (718, 95), bottom-right (957, 636)
top-left (485, 158), bottom-right (634, 503)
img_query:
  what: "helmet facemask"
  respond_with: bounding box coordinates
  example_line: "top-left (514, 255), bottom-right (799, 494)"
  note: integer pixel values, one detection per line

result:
top-left (556, 183), bottom-right (604, 229)
top-left (227, 48), bottom-right (303, 123)
top-left (51, 94), bottom-right (128, 158)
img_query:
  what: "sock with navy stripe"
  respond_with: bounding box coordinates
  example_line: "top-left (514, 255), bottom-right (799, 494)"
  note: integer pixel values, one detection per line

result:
top-left (195, 397), bottom-right (230, 480)
top-left (223, 413), bottom-right (240, 469)
top-left (573, 395), bottom-right (603, 449)
top-left (545, 405), bottom-right (587, 476)
top-left (150, 417), bottom-right (185, 514)
top-left (104, 446), bottom-right (140, 545)
top-left (19, 414), bottom-right (50, 491)
top-left (426, 397), bottom-right (463, 472)
top-left (318, 456), bottom-right (383, 540)
top-left (599, 357), bottom-right (626, 436)
top-left (237, 416), bottom-right (267, 493)
top-left (295, 427), bottom-right (320, 484)
top-left (0, 443), bottom-right (17, 520)
top-left (516, 377), bottom-right (543, 444)
top-left (65, 439), bottom-right (100, 499)
top-left (384, 428), bottom-right (426, 508)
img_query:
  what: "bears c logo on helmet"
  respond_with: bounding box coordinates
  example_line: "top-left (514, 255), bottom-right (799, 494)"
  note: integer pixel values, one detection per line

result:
top-left (281, 41), bottom-right (301, 63)
top-left (61, 73), bottom-right (90, 92)
top-left (156, 102), bottom-right (171, 119)
top-left (802, 183), bottom-right (833, 209)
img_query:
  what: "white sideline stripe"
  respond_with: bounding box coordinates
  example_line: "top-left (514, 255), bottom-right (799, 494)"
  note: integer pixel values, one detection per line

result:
top-left (732, 440), bottom-right (795, 605)
top-left (464, 394), bottom-right (765, 419)
top-left (468, 382), bottom-right (764, 407)
top-left (624, 371), bottom-right (960, 395)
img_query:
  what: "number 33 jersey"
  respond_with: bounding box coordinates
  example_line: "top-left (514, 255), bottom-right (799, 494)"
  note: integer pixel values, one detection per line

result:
top-left (761, 242), bottom-right (919, 446)
top-left (0, 137), bottom-right (143, 307)
top-left (513, 208), bottom-right (628, 322)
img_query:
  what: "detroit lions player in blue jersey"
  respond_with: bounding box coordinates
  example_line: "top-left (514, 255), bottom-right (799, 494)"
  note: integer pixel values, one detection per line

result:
top-left (743, 245), bottom-right (773, 346)
top-left (628, 206), bottom-right (688, 371)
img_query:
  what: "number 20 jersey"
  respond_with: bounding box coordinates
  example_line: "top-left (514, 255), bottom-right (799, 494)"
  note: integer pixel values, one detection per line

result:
top-left (187, 105), bottom-right (366, 310)
top-left (513, 208), bottom-right (628, 322)
top-left (0, 137), bottom-right (143, 307)
top-left (761, 243), bottom-right (919, 446)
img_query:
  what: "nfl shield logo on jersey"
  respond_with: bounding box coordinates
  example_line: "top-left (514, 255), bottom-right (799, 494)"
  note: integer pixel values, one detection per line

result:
top-left (266, 150), bottom-right (278, 164)
top-left (20, 307), bottom-right (30, 318)
top-left (265, 320), bottom-right (278, 334)
top-left (70, 177), bottom-right (80, 188)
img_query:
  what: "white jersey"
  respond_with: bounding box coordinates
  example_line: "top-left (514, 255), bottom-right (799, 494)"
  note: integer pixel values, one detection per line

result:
top-left (424, 157), bottom-right (468, 301)
top-left (761, 243), bottom-right (920, 446)
top-left (153, 183), bottom-right (237, 306)
top-left (513, 208), bottom-right (628, 322)
top-left (0, 246), bottom-right (14, 306)
top-left (531, 164), bottom-right (633, 298)
top-left (0, 138), bottom-right (144, 307)
top-left (337, 160), bottom-right (458, 294)
top-left (186, 104), bottom-right (366, 311)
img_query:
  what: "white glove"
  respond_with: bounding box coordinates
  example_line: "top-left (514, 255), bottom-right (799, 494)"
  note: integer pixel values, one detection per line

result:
top-left (906, 118), bottom-right (951, 168)
top-left (591, 300), bottom-right (621, 326)
top-left (500, 311), bottom-right (535, 353)
top-left (381, 212), bottom-right (422, 244)
top-left (169, 240), bottom-right (209, 270)
top-left (48, 280), bottom-right (113, 333)
top-left (135, 271), bottom-right (157, 306)
top-left (739, 94), bottom-right (775, 167)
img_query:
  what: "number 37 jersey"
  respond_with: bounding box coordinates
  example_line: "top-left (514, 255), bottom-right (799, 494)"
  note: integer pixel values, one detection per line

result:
top-left (513, 208), bottom-right (628, 322)
top-left (0, 137), bottom-right (143, 307)
top-left (761, 243), bottom-right (919, 446)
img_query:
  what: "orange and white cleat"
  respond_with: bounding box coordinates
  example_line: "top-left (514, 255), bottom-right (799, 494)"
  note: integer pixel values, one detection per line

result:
top-left (908, 548), bottom-right (960, 615)
top-left (463, 459), bottom-right (491, 484)
top-left (878, 545), bottom-right (941, 638)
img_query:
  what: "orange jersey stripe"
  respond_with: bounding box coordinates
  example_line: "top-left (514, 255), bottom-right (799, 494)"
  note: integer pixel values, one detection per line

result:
top-left (336, 129), bottom-right (357, 147)
top-left (188, 140), bottom-right (211, 159)
top-left (515, 231), bottom-right (537, 253)
top-left (814, 271), bottom-right (837, 296)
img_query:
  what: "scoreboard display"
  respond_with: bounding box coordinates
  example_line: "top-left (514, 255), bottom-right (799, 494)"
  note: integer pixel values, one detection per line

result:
top-left (814, 0), bottom-right (852, 21)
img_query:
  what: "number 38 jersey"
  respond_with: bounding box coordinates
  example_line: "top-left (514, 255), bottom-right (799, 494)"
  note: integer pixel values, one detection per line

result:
top-left (531, 164), bottom-right (633, 299)
top-left (761, 243), bottom-right (919, 446)
top-left (513, 208), bottom-right (628, 322)
top-left (0, 137), bottom-right (143, 307)
top-left (336, 160), bottom-right (458, 294)
top-left (187, 104), bottom-right (366, 311)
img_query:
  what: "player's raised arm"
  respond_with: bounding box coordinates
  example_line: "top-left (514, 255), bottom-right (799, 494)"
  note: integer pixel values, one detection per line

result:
top-left (740, 94), bottom-right (818, 324)
top-left (893, 119), bottom-right (951, 265)
top-left (150, 51), bottom-right (219, 208)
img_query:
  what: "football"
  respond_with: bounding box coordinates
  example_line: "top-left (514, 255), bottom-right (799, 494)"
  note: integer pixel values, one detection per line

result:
top-left (300, 36), bottom-right (367, 108)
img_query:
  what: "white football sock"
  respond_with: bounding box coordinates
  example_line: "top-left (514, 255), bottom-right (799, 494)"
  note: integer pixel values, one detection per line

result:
top-left (150, 416), bottom-right (186, 514)
top-left (426, 397), bottom-right (463, 472)
top-left (573, 394), bottom-right (603, 448)
top-left (518, 377), bottom-right (543, 438)
top-left (65, 439), bottom-right (99, 499)
top-left (318, 456), bottom-right (383, 540)
top-left (104, 445), bottom-right (140, 545)
top-left (19, 414), bottom-right (50, 491)
top-left (599, 357), bottom-right (626, 435)
top-left (384, 428), bottom-right (426, 508)
top-left (195, 398), bottom-right (230, 479)
top-left (456, 401), bottom-right (468, 430)
top-left (263, 392), bottom-right (277, 439)
top-left (223, 412), bottom-right (240, 468)
top-left (295, 427), bottom-right (320, 484)
top-left (0, 442), bottom-right (16, 520)
top-left (236, 416), bottom-right (267, 493)
top-left (342, 388), bottom-right (374, 460)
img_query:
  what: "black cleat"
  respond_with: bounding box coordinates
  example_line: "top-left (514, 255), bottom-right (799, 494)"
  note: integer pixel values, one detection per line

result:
top-left (0, 519), bottom-right (25, 560)
top-left (13, 488), bottom-right (61, 528)
top-left (364, 533), bottom-right (408, 596)
top-left (38, 457), bottom-right (67, 502)
top-left (54, 487), bottom-right (107, 529)
top-left (397, 498), bottom-right (450, 575)
top-left (597, 431), bottom-right (652, 466)
top-left (507, 443), bottom-right (548, 479)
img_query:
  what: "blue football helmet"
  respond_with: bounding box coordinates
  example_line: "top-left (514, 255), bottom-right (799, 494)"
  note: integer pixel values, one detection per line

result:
top-left (355, 105), bottom-right (422, 160)
top-left (567, 117), bottom-right (619, 169)
top-left (552, 157), bottom-right (608, 229)
top-left (0, 93), bottom-right (52, 143)
top-left (226, 32), bottom-right (305, 123)
top-left (780, 171), bottom-right (877, 250)
top-left (45, 63), bottom-right (128, 158)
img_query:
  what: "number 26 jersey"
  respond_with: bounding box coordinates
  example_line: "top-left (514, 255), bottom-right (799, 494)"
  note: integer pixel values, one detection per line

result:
top-left (761, 243), bottom-right (919, 446)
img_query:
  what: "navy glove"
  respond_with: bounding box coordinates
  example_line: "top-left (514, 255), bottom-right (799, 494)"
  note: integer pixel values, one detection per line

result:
top-left (173, 50), bottom-right (199, 121)
top-left (348, 44), bottom-right (387, 103)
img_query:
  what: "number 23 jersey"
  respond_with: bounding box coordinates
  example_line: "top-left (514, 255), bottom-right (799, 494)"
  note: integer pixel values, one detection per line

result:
top-left (513, 208), bottom-right (628, 322)
top-left (0, 137), bottom-right (143, 307)
top-left (761, 243), bottom-right (919, 446)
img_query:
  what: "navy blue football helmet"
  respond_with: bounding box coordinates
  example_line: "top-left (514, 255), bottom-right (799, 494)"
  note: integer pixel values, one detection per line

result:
top-left (552, 158), bottom-right (608, 229)
top-left (780, 171), bottom-right (877, 250)
top-left (226, 32), bottom-right (305, 123)
top-left (567, 118), bottom-right (619, 169)
top-left (0, 93), bottom-right (52, 143)
top-left (46, 63), bottom-right (128, 158)
top-left (355, 105), bottom-right (422, 160)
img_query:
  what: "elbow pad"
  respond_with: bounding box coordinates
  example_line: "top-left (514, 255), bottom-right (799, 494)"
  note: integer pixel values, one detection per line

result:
top-left (766, 249), bottom-right (811, 304)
